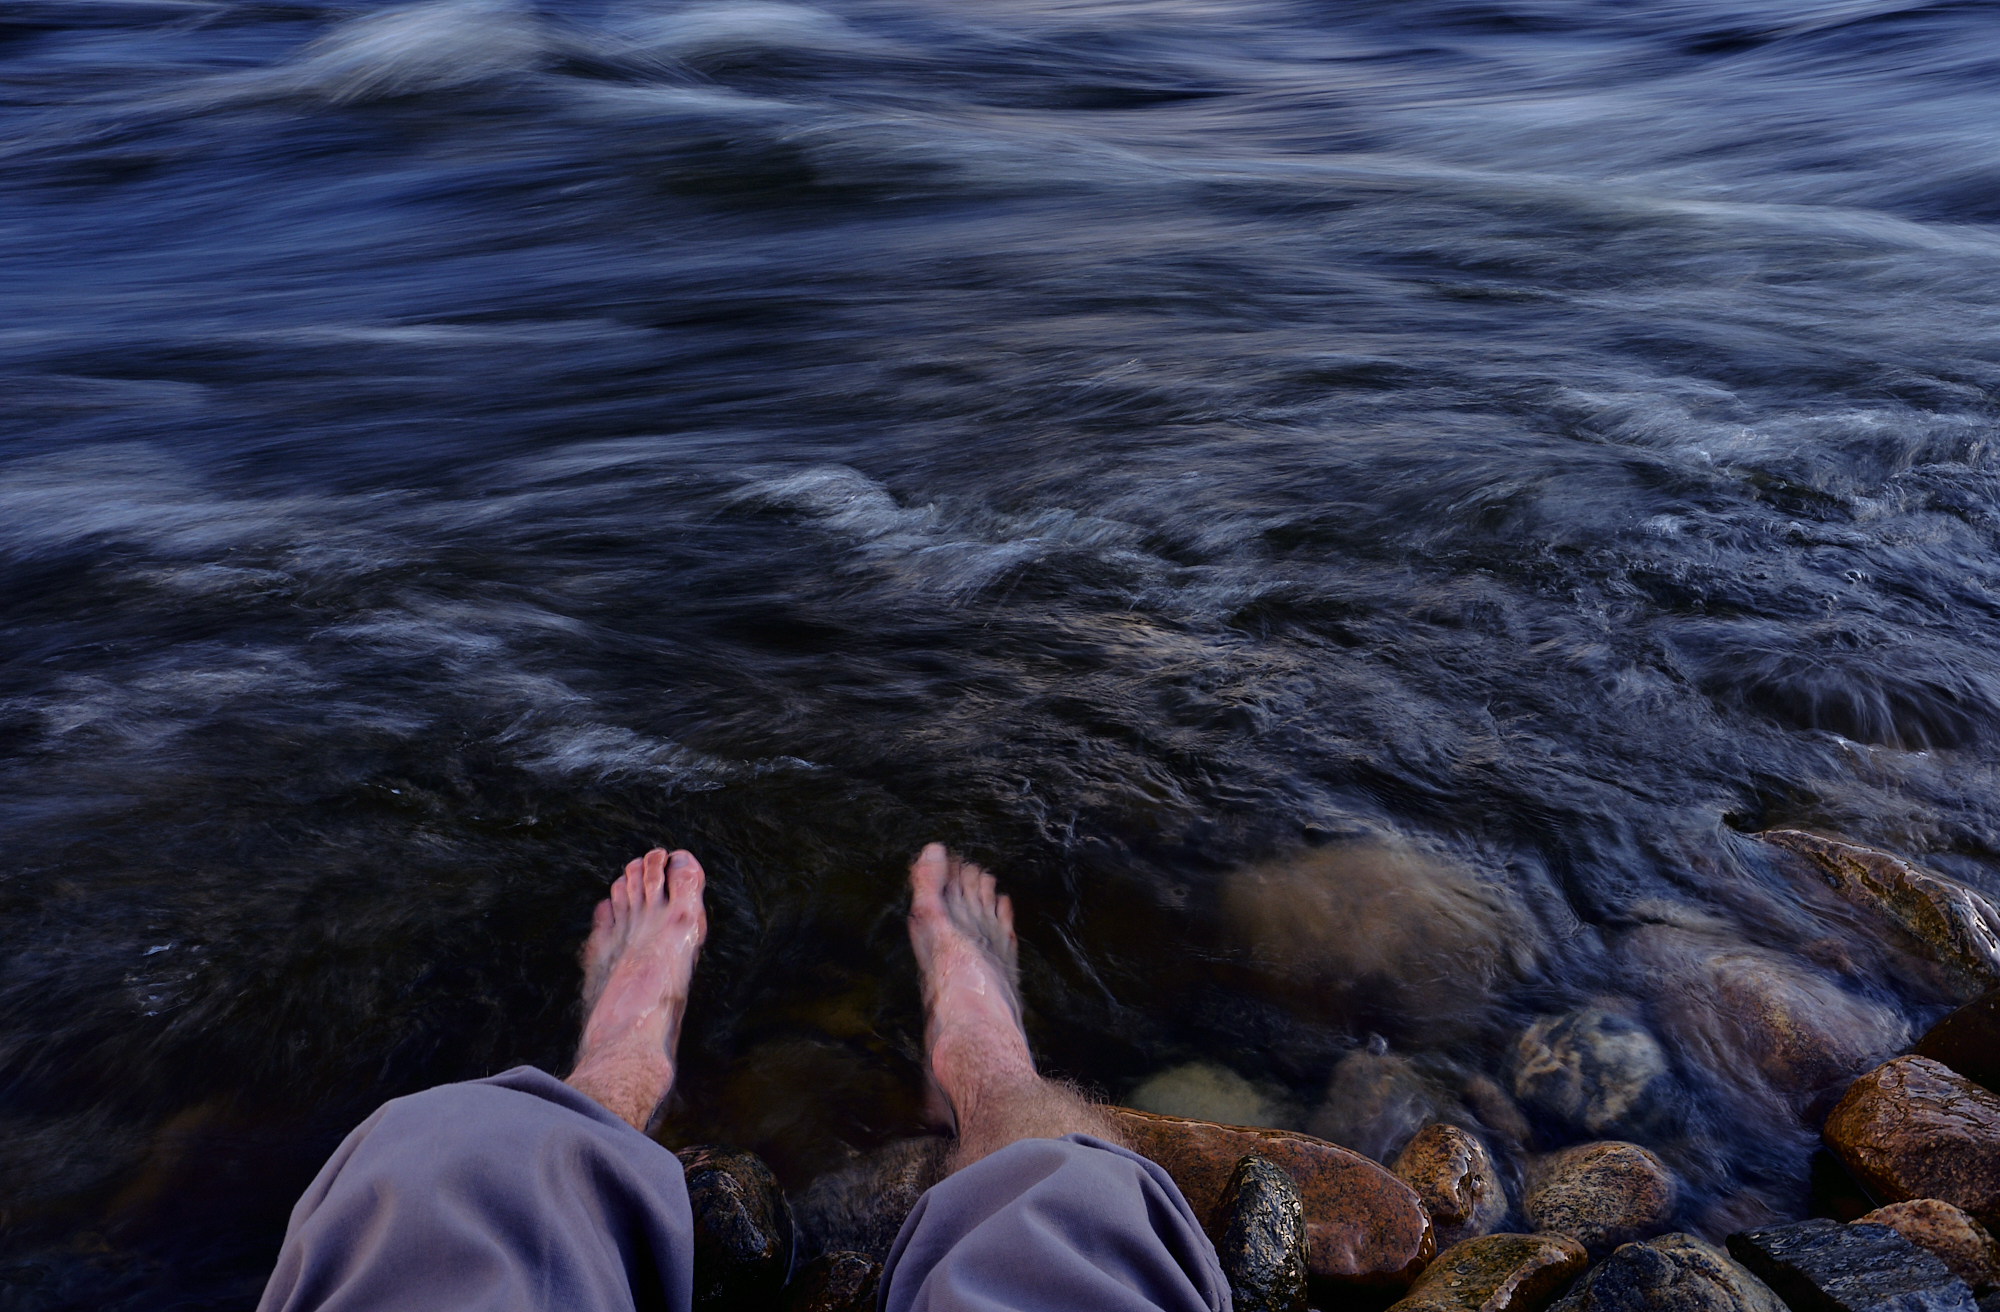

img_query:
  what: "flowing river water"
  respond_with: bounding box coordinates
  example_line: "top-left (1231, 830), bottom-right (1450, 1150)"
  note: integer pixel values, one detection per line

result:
top-left (7, 0), bottom-right (2000, 1305)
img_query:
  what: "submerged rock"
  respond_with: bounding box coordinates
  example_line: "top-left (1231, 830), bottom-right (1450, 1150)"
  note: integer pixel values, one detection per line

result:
top-left (1110, 1105), bottom-right (1435, 1288)
top-left (1221, 839), bottom-right (1536, 1042)
top-left (1822, 1056), bottom-right (2000, 1228)
top-left (1393, 1124), bottom-right (1508, 1250)
top-left (1389, 1233), bottom-right (1585, 1312)
top-left (1549, 1232), bottom-right (1784, 1312)
top-left (1212, 1153), bottom-right (1309, 1312)
top-left (678, 1145), bottom-right (796, 1311)
top-left (1914, 987), bottom-right (2000, 1094)
top-left (1511, 1009), bottom-right (1674, 1140)
top-left (791, 1137), bottom-right (947, 1262)
top-left (1129, 1062), bottom-right (1297, 1131)
top-left (1855, 1200), bottom-right (2000, 1296)
top-left (1727, 1218), bottom-right (1975, 1312)
top-left (1626, 924), bottom-right (1908, 1113)
top-left (1310, 1047), bottom-right (1449, 1163)
top-left (1523, 1141), bottom-right (1677, 1258)
top-left (1759, 831), bottom-right (2000, 1000)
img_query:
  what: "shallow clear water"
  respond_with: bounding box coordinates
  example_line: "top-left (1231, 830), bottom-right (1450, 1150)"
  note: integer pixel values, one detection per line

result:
top-left (6, 0), bottom-right (2000, 1304)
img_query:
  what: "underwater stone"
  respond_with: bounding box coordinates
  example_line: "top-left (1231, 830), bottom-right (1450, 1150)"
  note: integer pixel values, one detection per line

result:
top-left (1727, 1218), bottom-right (1976, 1312)
top-left (1760, 831), bottom-right (2000, 1000)
top-left (1389, 1233), bottom-right (1586, 1312)
top-left (1856, 1200), bottom-right (2000, 1296)
top-left (1110, 1105), bottom-right (1435, 1288)
top-left (1823, 1056), bottom-right (2000, 1228)
top-left (1393, 1124), bottom-right (1508, 1251)
top-left (1915, 987), bottom-right (2000, 1095)
top-left (782, 1251), bottom-right (881, 1312)
top-left (1310, 1047), bottom-right (1448, 1163)
top-left (1211, 1153), bottom-right (1309, 1312)
top-left (1626, 924), bottom-right (1907, 1114)
top-left (1512, 1009), bottom-right (1674, 1139)
top-left (1129, 1062), bottom-right (1294, 1130)
top-left (1523, 1141), bottom-right (1676, 1259)
top-left (677, 1145), bottom-right (796, 1311)
top-left (1548, 1232), bottom-right (1784, 1312)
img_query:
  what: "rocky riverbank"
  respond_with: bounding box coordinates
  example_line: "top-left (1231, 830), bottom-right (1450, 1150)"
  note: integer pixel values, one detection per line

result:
top-left (672, 831), bottom-right (2000, 1312)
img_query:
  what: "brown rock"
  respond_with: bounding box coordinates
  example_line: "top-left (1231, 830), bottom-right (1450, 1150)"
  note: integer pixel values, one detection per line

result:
top-left (1914, 987), bottom-right (2000, 1095)
top-left (1759, 831), bottom-right (2000, 999)
top-left (1109, 1105), bottom-right (1435, 1287)
top-left (1523, 1141), bottom-right (1677, 1258)
top-left (1856, 1199), bottom-right (2000, 1293)
top-left (1626, 924), bottom-right (1907, 1110)
top-left (1824, 1056), bottom-right (2000, 1229)
top-left (1387, 1233), bottom-right (1586, 1312)
top-left (1393, 1125), bottom-right (1508, 1251)
top-left (1309, 1048), bottom-right (1448, 1162)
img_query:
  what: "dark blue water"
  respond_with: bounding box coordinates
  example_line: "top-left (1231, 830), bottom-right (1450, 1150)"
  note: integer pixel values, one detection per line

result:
top-left (7, 0), bottom-right (2000, 1305)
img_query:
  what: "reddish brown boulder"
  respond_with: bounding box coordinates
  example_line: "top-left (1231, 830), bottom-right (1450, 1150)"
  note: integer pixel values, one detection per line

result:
top-left (1393, 1124), bottom-right (1507, 1251)
top-left (1109, 1106), bottom-right (1435, 1287)
top-left (1823, 1057), bottom-right (2000, 1228)
top-left (1387, 1233), bottom-right (1586, 1312)
top-left (1759, 831), bottom-right (2000, 1000)
top-left (1855, 1199), bottom-right (2000, 1294)
top-left (1522, 1141), bottom-right (1676, 1258)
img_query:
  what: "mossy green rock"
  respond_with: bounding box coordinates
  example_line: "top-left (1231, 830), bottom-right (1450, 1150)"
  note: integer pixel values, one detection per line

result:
top-left (1388, 1233), bottom-right (1586, 1312)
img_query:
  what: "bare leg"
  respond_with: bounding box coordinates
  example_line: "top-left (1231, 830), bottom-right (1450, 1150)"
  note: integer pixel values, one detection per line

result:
top-left (567, 847), bottom-right (708, 1132)
top-left (906, 842), bottom-right (1122, 1172)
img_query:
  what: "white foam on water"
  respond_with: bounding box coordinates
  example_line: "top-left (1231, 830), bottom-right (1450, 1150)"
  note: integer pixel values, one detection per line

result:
top-left (616, 2), bottom-right (895, 61)
top-left (281, 0), bottom-right (545, 104)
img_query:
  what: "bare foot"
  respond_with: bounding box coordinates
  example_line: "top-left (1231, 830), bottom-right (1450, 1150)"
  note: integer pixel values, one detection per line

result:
top-left (907, 843), bottom-right (1035, 1132)
top-left (566, 848), bottom-right (707, 1131)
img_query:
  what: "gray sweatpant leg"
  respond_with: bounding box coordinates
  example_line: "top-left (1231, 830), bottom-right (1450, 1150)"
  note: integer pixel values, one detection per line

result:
top-left (257, 1065), bottom-right (693, 1312)
top-left (880, 1134), bottom-right (1231, 1312)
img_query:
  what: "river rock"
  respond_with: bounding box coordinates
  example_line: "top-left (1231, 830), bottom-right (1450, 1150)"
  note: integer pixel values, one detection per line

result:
top-left (1212, 1153), bottom-right (1309, 1312)
top-left (1914, 987), bottom-right (2000, 1094)
top-left (1512, 1009), bottom-right (1675, 1140)
top-left (1727, 1218), bottom-right (1976, 1312)
top-left (792, 1137), bottom-right (947, 1261)
top-left (1221, 839), bottom-right (1537, 1042)
top-left (1548, 1232), bottom-right (1785, 1312)
top-left (1387, 1233), bottom-right (1586, 1312)
top-left (1310, 1047), bottom-right (1450, 1162)
top-left (1759, 831), bottom-right (2000, 999)
top-left (783, 1251), bottom-right (880, 1312)
top-left (1109, 1105), bottom-right (1435, 1287)
top-left (1393, 1124), bottom-right (1508, 1250)
top-left (1822, 1056), bottom-right (2000, 1227)
top-left (678, 1145), bottom-right (796, 1311)
top-left (1625, 924), bottom-right (1908, 1112)
top-left (1523, 1141), bottom-right (1677, 1258)
top-left (1130, 1062), bottom-right (1298, 1130)
top-left (1856, 1200), bottom-right (2000, 1295)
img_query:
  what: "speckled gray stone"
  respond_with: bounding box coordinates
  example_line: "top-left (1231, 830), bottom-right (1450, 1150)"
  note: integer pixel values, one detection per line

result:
top-left (1726, 1218), bottom-right (1975, 1312)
